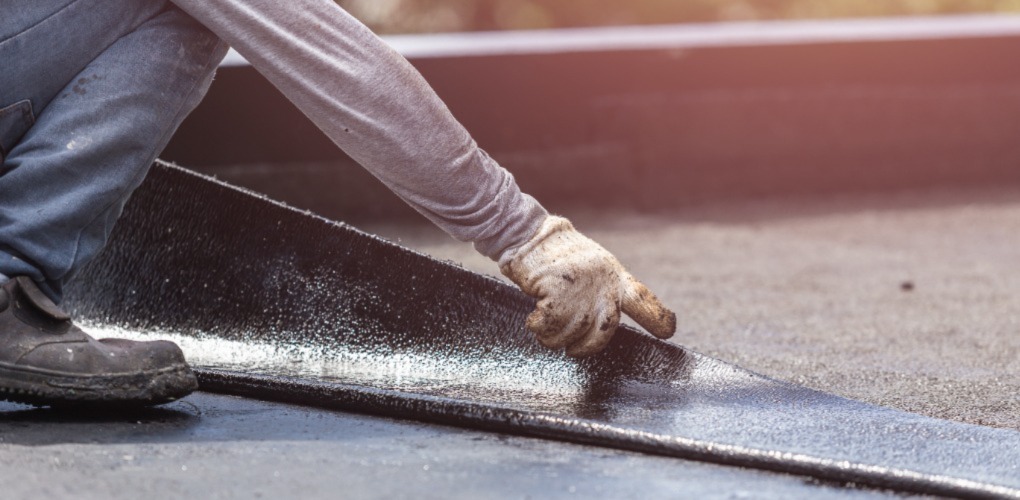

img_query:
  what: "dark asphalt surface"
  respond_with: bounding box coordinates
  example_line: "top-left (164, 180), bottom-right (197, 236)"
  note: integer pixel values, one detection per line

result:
top-left (3, 169), bottom-right (1016, 498)
top-left (58, 165), bottom-right (1020, 497)
top-left (0, 393), bottom-right (897, 499)
top-left (361, 184), bottom-right (1020, 432)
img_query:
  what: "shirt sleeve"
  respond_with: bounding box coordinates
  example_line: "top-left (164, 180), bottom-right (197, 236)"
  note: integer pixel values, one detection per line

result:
top-left (170, 0), bottom-right (548, 259)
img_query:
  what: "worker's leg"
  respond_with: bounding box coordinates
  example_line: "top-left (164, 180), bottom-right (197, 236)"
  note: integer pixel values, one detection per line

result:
top-left (0, 0), bottom-right (227, 407)
top-left (0, 0), bottom-right (228, 301)
top-left (169, 0), bottom-right (547, 260)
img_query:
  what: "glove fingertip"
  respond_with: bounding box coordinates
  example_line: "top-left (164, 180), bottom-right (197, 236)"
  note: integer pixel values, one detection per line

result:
top-left (527, 302), bottom-right (584, 350)
top-left (622, 277), bottom-right (677, 339)
top-left (648, 308), bottom-right (677, 339)
top-left (566, 332), bottom-right (612, 358)
top-left (565, 309), bottom-right (620, 358)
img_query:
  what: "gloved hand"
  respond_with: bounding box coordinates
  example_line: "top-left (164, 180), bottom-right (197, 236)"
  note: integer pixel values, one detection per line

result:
top-left (498, 215), bottom-right (676, 357)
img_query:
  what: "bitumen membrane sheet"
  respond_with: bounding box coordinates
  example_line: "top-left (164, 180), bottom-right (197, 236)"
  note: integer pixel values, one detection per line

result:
top-left (0, 393), bottom-right (896, 500)
top-left (357, 186), bottom-right (1020, 497)
top-left (357, 183), bottom-right (1020, 434)
top-left (51, 162), bottom-right (1020, 498)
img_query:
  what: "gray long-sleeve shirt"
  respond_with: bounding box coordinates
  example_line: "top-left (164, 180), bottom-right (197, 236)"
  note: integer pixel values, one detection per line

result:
top-left (169, 0), bottom-right (548, 260)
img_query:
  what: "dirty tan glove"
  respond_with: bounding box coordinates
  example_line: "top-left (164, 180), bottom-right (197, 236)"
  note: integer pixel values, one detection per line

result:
top-left (498, 215), bottom-right (676, 357)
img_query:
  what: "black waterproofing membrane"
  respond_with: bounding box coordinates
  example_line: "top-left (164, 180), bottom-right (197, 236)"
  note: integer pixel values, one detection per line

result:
top-left (65, 163), bottom-right (1020, 499)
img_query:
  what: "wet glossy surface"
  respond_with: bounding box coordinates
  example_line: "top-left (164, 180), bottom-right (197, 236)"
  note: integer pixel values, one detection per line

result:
top-left (66, 163), bottom-right (1020, 498)
top-left (0, 393), bottom-right (897, 499)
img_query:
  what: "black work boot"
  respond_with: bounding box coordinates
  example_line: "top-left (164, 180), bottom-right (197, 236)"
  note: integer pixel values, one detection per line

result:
top-left (0, 276), bottom-right (197, 407)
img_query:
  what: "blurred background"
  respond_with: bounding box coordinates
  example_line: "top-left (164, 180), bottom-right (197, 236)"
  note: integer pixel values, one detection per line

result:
top-left (338, 0), bottom-right (1020, 33)
top-left (169, 2), bottom-right (1020, 215)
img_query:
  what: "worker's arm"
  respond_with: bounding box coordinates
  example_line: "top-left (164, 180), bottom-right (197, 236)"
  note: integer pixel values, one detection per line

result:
top-left (169, 0), bottom-right (676, 355)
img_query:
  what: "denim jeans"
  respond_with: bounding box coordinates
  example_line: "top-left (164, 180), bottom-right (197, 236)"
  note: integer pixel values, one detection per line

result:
top-left (0, 0), bottom-right (227, 301)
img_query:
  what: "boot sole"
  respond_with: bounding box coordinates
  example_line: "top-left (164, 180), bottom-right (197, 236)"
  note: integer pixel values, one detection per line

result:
top-left (0, 362), bottom-right (198, 408)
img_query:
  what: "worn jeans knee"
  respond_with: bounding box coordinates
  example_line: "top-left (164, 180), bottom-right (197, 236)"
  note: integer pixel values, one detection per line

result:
top-left (0, 0), bottom-right (226, 301)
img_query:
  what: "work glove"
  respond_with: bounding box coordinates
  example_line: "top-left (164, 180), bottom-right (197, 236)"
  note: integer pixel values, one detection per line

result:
top-left (499, 215), bottom-right (676, 357)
